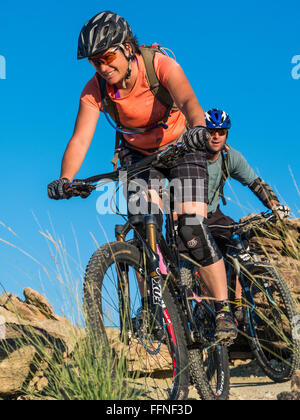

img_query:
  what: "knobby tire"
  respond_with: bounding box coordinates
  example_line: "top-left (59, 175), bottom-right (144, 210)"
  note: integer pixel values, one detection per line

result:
top-left (83, 241), bottom-right (189, 400)
top-left (241, 262), bottom-right (300, 382)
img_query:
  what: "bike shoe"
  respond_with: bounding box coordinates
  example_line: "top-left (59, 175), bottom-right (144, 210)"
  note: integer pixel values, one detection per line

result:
top-left (215, 311), bottom-right (238, 345)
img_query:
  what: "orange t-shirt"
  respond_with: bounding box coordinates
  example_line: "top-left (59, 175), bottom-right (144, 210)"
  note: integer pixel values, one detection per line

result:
top-left (80, 53), bottom-right (187, 154)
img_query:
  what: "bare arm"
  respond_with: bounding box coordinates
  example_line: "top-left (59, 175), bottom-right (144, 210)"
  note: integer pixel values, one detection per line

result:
top-left (164, 65), bottom-right (206, 128)
top-left (60, 101), bottom-right (100, 180)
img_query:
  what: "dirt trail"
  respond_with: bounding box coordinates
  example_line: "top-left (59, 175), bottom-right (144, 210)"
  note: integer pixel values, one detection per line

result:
top-left (188, 359), bottom-right (291, 400)
top-left (228, 359), bottom-right (291, 400)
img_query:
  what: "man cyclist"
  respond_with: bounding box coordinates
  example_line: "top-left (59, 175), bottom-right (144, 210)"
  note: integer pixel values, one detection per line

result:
top-left (204, 108), bottom-right (290, 320)
top-left (47, 11), bottom-right (237, 342)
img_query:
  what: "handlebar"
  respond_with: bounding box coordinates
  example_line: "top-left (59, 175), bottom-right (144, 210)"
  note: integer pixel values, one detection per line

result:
top-left (209, 210), bottom-right (277, 234)
top-left (64, 143), bottom-right (186, 198)
top-left (63, 145), bottom-right (280, 237)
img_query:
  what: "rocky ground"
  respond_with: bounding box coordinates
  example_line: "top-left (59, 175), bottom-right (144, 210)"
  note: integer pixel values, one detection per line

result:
top-left (229, 362), bottom-right (291, 401)
top-left (189, 359), bottom-right (294, 400)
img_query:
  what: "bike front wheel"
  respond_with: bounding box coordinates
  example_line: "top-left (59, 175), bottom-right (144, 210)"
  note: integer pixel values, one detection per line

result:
top-left (83, 241), bottom-right (189, 400)
top-left (241, 262), bottom-right (300, 382)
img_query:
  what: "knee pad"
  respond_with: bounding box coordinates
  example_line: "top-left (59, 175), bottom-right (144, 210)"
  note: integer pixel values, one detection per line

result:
top-left (178, 214), bottom-right (222, 266)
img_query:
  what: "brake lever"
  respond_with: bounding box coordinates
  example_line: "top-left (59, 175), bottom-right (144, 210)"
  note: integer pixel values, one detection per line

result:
top-left (154, 144), bottom-right (185, 169)
top-left (66, 180), bottom-right (96, 198)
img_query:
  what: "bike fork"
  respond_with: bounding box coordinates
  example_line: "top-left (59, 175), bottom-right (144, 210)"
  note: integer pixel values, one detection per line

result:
top-left (114, 216), bottom-right (166, 339)
top-left (145, 216), bottom-right (166, 328)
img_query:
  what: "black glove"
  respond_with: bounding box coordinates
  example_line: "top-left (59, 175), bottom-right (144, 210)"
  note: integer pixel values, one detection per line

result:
top-left (48, 178), bottom-right (71, 200)
top-left (181, 126), bottom-right (211, 153)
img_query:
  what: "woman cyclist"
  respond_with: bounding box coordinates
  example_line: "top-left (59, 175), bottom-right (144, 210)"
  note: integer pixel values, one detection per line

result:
top-left (47, 11), bottom-right (237, 342)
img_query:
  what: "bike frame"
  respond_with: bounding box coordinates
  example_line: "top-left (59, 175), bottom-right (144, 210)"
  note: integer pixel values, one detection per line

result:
top-left (114, 213), bottom-right (182, 345)
top-left (113, 208), bottom-right (219, 349)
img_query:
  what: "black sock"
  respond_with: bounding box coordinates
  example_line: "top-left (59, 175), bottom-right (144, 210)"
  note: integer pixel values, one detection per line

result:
top-left (215, 300), bottom-right (231, 314)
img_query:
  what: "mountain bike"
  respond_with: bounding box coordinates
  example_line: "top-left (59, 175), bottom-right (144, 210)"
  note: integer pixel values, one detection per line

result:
top-left (208, 211), bottom-right (300, 382)
top-left (65, 144), bottom-right (230, 400)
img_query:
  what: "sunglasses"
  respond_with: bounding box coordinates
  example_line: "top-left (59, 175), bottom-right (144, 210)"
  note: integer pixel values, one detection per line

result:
top-left (208, 128), bottom-right (228, 136)
top-left (89, 47), bottom-right (119, 66)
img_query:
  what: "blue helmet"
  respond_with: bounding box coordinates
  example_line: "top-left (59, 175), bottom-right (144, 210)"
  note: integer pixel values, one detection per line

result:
top-left (205, 109), bottom-right (231, 129)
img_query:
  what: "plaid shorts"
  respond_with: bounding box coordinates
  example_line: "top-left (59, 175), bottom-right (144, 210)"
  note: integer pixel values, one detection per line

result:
top-left (207, 207), bottom-right (241, 255)
top-left (119, 144), bottom-right (208, 204)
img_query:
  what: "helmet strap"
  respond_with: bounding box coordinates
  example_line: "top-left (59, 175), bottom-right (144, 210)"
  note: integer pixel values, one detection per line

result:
top-left (126, 57), bottom-right (133, 79)
top-left (118, 43), bottom-right (134, 88)
top-left (122, 56), bottom-right (135, 88)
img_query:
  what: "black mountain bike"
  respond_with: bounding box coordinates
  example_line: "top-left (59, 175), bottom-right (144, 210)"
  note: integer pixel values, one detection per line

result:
top-left (208, 211), bottom-right (300, 382)
top-left (65, 144), bottom-right (230, 400)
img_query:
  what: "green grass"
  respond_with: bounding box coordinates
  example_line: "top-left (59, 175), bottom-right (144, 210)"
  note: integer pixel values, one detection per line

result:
top-left (24, 333), bottom-right (137, 400)
top-left (0, 225), bottom-right (140, 400)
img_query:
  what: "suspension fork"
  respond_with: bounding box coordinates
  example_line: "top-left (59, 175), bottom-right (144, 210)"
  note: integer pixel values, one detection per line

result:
top-left (115, 216), bottom-right (166, 335)
top-left (145, 216), bottom-right (166, 331)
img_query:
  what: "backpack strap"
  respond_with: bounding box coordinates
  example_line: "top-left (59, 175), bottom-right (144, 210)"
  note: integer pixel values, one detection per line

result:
top-left (219, 148), bottom-right (230, 205)
top-left (208, 147), bottom-right (230, 207)
top-left (97, 75), bottom-right (123, 170)
top-left (98, 74), bottom-right (122, 127)
top-left (139, 46), bottom-right (178, 114)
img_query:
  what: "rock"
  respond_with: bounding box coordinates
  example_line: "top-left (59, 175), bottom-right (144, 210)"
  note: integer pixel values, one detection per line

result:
top-left (247, 217), bottom-right (300, 292)
top-left (291, 370), bottom-right (300, 392)
top-left (23, 288), bottom-right (60, 321)
top-left (28, 375), bottom-right (49, 393)
top-left (107, 328), bottom-right (173, 375)
top-left (277, 391), bottom-right (300, 400)
top-left (0, 288), bottom-right (85, 398)
top-left (276, 369), bottom-right (300, 399)
top-left (0, 346), bottom-right (36, 395)
top-left (264, 391), bottom-right (274, 399)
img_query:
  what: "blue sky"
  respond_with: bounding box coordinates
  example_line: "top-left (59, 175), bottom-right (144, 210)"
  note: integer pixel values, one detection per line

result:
top-left (0, 0), bottom-right (299, 318)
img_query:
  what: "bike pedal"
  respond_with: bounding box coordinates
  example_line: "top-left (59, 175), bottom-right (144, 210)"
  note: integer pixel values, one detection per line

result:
top-left (215, 335), bottom-right (236, 347)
